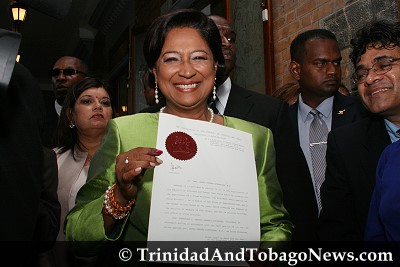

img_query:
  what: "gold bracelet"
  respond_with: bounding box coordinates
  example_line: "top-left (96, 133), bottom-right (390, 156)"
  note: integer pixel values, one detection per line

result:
top-left (103, 183), bottom-right (135, 220)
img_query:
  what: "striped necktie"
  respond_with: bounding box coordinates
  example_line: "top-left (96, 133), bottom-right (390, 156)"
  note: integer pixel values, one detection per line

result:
top-left (309, 109), bottom-right (328, 213)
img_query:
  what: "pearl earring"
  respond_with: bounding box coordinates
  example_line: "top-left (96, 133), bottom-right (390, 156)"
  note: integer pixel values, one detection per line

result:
top-left (155, 82), bottom-right (159, 104)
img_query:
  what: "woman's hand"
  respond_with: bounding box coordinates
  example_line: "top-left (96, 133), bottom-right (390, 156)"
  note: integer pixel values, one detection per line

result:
top-left (115, 147), bottom-right (163, 202)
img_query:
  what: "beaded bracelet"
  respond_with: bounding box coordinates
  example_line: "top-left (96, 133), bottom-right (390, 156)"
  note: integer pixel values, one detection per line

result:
top-left (103, 183), bottom-right (135, 220)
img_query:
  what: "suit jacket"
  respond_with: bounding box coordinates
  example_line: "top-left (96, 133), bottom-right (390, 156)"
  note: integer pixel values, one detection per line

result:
top-left (288, 92), bottom-right (368, 241)
top-left (0, 63), bottom-right (60, 263)
top-left (319, 115), bottom-right (390, 241)
top-left (224, 83), bottom-right (285, 129)
top-left (41, 90), bottom-right (59, 149)
top-left (35, 147), bottom-right (61, 249)
top-left (66, 113), bottom-right (293, 255)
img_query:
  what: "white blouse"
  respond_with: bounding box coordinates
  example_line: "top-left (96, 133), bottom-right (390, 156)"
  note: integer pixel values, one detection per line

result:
top-left (54, 146), bottom-right (89, 241)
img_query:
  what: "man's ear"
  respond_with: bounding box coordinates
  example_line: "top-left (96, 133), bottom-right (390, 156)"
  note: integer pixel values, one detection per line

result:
top-left (289, 60), bottom-right (301, 81)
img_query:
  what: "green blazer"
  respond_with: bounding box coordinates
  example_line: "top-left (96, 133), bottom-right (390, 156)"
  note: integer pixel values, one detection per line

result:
top-left (65, 113), bottom-right (292, 254)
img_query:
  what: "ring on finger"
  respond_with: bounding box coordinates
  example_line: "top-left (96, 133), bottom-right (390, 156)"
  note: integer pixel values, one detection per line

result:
top-left (125, 156), bottom-right (129, 165)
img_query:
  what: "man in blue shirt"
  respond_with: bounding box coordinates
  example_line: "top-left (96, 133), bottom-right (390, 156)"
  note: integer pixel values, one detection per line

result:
top-left (359, 21), bottom-right (400, 244)
top-left (288, 29), bottom-right (367, 240)
top-left (319, 20), bottom-right (400, 241)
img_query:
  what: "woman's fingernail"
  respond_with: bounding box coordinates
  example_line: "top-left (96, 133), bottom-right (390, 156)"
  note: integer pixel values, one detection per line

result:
top-left (135, 167), bottom-right (142, 173)
top-left (156, 158), bottom-right (163, 164)
top-left (155, 149), bottom-right (163, 155)
top-left (149, 162), bottom-right (156, 167)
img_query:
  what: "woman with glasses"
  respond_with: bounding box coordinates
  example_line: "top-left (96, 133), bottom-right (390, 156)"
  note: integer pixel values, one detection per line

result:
top-left (361, 22), bottom-right (400, 246)
top-left (319, 20), bottom-right (400, 243)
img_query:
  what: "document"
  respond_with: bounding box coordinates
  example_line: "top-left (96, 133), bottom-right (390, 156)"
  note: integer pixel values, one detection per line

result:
top-left (147, 113), bottom-right (260, 242)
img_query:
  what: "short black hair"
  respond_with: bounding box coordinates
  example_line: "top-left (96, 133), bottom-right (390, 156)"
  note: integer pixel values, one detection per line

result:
top-left (350, 20), bottom-right (400, 67)
top-left (143, 8), bottom-right (225, 76)
top-left (290, 29), bottom-right (337, 63)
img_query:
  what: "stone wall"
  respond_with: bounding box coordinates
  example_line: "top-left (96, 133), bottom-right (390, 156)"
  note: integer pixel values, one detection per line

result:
top-left (230, 0), bottom-right (266, 94)
top-left (272, 0), bottom-right (399, 92)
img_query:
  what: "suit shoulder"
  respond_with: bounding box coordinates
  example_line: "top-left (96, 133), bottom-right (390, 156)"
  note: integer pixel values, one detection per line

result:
top-left (233, 84), bottom-right (286, 111)
top-left (225, 116), bottom-right (272, 135)
top-left (139, 103), bottom-right (163, 113)
top-left (329, 116), bottom-right (380, 138)
top-left (334, 93), bottom-right (368, 112)
top-left (243, 87), bottom-right (283, 105)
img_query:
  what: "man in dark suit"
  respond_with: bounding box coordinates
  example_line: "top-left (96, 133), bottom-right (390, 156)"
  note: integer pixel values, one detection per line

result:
top-left (42, 56), bottom-right (88, 148)
top-left (0, 59), bottom-right (60, 263)
top-left (319, 20), bottom-right (400, 241)
top-left (206, 15), bottom-right (285, 126)
top-left (205, 16), bottom-right (321, 242)
top-left (288, 29), bottom-right (367, 242)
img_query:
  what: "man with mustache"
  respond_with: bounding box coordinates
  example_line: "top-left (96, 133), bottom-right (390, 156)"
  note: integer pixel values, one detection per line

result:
top-left (42, 56), bottom-right (88, 148)
top-left (288, 29), bottom-right (367, 240)
top-left (319, 20), bottom-right (400, 242)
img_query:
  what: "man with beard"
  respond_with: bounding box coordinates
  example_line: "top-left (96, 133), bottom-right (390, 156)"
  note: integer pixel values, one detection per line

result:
top-left (288, 29), bottom-right (367, 241)
top-left (42, 56), bottom-right (88, 148)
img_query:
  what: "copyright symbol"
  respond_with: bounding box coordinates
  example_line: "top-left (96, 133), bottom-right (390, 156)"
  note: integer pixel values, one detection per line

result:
top-left (119, 248), bottom-right (132, 262)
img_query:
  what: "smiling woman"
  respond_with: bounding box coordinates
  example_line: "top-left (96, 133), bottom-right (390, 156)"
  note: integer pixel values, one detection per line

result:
top-left (65, 9), bottom-right (292, 262)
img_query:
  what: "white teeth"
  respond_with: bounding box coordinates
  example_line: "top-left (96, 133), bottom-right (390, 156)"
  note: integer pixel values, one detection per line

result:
top-left (371, 88), bottom-right (388, 96)
top-left (176, 84), bottom-right (197, 89)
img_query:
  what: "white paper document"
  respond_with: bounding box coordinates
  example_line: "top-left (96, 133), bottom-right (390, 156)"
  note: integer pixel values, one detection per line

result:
top-left (147, 113), bottom-right (260, 242)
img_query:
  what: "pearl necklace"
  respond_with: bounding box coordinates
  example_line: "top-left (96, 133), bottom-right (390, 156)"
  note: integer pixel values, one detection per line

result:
top-left (159, 106), bottom-right (214, 123)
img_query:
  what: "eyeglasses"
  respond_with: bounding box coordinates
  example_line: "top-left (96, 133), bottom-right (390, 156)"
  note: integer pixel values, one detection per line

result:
top-left (352, 57), bottom-right (400, 84)
top-left (49, 68), bottom-right (86, 77)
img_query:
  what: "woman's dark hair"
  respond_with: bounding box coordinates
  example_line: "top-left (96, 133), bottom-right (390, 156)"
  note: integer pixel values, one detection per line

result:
top-left (143, 8), bottom-right (225, 76)
top-left (350, 20), bottom-right (400, 67)
top-left (55, 77), bottom-right (113, 156)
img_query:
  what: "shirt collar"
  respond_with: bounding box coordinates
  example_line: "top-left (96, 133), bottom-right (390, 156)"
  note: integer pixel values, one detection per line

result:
top-left (55, 100), bottom-right (62, 116)
top-left (216, 77), bottom-right (231, 108)
top-left (384, 119), bottom-right (400, 143)
top-left (298, 94), bottom-right (334, 122)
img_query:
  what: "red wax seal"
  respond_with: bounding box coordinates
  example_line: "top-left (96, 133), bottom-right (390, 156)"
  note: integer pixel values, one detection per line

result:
top-left (165, 131), bottom-right (197, 161)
